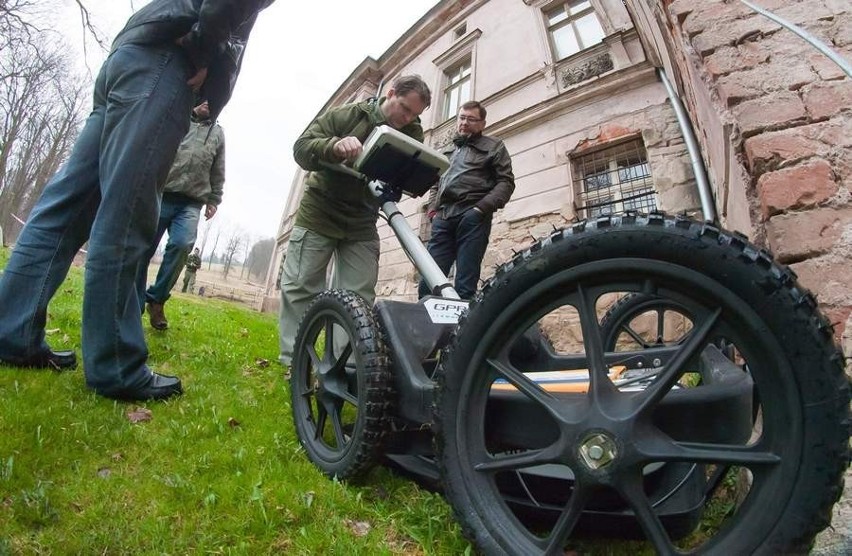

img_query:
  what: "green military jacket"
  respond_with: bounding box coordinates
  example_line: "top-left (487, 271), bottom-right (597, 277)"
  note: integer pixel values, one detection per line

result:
top-left (163, 118), bottom-right (225, 206)
top-left (293, 98), bottom-right (424, 241)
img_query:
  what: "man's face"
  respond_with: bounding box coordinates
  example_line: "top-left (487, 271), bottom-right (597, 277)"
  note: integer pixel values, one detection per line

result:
top-left (194, 101), bottom-right (210, 119)
top-left (382, 89), bottom-right (427, 129)
top-left (456, 107), bottom-right (485, 137)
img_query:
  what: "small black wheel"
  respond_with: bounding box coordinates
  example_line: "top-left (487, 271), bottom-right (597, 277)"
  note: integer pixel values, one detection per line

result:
top-left (290, 289), bottom-right (391, 481)
top-left (437, 214), bottom-right (849, 555)
top-left (600, 294), bottom-right (694, 351)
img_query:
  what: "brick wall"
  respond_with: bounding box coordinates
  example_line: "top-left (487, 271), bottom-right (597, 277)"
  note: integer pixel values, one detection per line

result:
top-left (664, 0), bottom-right (852, 350)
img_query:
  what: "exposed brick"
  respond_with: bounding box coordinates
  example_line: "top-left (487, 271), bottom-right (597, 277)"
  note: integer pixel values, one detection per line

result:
top-left (803, 81), bottom-right (852, 120)
top-left (744, 116), bottom-right (852, 173)
top-left (704, 42), bottom-right (770, 77)
top-left (691, 14), bottom-right (782, 56)
top-left (744, 131), bottom-right (822, 172)
top-left (757, 159), bottom-right (839, 218)
top-left (716, 63), bottom-right (817, 106)
top-left (765, 206), bottom-right (852, 262)
top-left (774, 0), bottom-right (835, 25)
top-left (831, 13), bottom-right (852, 46)
top-left (732, 91), bottom-right (808, 136)
top-left (789, 254), bottom-right (852, 344)
top-left (683, 2), bottom-right (750, 37)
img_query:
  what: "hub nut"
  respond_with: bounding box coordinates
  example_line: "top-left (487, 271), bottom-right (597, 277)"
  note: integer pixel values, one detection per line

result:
top-left (579, 433), bottom-right (617, 470)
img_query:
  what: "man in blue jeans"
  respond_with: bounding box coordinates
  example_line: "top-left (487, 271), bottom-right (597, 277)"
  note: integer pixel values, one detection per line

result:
top-left (419, 100), bottom-right (515, 300)
top-left (138, 100), bottom-right (224, 330)
top-left (0, 0), bottom-right (273, 401)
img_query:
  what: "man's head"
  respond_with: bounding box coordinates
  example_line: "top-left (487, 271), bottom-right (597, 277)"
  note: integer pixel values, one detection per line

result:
top-left (193, 101), bottom-right (210, 119)
top-left (192, 247), bottom-right (200, 255)
top-left (381, 75), bottom-right (431, 130)
top-left (456, 101), bottom-right (486, 138)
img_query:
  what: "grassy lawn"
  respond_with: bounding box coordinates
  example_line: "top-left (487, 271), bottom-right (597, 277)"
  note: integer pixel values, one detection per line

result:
top-left (0, 250), bottom-right (468, 555)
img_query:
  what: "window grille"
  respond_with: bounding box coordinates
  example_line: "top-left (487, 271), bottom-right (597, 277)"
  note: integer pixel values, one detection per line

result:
top-left (572, 139), bottom-right (657, 218)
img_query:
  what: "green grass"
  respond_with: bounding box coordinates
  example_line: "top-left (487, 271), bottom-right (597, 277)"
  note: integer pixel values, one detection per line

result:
top-left (0, 250), bottom-right (468, 555)
top-left (0, 249), bottom-right (723, 555)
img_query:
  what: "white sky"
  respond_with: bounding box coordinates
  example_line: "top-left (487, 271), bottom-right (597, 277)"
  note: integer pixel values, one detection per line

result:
top-left (50, 0), bottom-right (440, 242)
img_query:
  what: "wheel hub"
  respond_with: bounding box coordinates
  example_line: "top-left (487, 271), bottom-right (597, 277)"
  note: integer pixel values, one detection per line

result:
top-left (578, 433), bottom-right (617, 470)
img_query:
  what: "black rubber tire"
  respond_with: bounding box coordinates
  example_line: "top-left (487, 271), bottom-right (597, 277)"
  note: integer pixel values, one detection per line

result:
top-left (436, 213), bottom-right (849, 555)
top-left (290, 289), bottom-right (391, 481)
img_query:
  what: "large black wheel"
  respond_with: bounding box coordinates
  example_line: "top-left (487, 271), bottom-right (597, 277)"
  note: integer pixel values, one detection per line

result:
top-left (437, 213), bottom-right (849, 555)
top-left (290, 289), bottom-right (392, 481)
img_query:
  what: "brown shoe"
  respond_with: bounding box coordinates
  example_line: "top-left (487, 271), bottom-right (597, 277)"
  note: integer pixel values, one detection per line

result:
top-left (147, 302), bottom-right (168, 330)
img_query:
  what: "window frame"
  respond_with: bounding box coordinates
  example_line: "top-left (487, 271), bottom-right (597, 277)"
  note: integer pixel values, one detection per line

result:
top-left (571, 138), bottom-right (657, 219)
top-left (544, 0), bottom-right (606, 61)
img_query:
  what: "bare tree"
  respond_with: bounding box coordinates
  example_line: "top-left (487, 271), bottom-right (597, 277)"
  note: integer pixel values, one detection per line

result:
top-left (221, 229), bottom-right (246, 280)
top-left (0, 2), bottom-right (89, 244)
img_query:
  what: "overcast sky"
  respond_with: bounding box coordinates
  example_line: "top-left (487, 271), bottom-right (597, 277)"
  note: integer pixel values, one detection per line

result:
top-left (51, 0), bottom-right (440, 242)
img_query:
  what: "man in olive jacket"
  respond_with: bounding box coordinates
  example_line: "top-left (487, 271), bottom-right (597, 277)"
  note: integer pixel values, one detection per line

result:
top-left (137, 100), bottom-right (225, 330)
top-left (419, 100), bottom-right (515, 300)
top-left (278, 75), bottom-right (431, 367)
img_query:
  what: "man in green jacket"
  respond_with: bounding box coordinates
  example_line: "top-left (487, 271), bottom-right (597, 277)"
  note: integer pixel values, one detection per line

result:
top-left (137, 100), bottom-right (225, 330)
top-left (278, 75), bottom-right (431, 367)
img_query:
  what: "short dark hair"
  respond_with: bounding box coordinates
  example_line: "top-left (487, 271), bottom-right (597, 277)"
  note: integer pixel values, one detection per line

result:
top-left (460, 100), bottom-right (486, 121)
top-left (392, 75), bottom-right (431, 107)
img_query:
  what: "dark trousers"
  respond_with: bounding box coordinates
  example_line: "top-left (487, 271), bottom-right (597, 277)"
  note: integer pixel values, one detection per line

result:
top-left (419, 208), bottom-right (492, 300)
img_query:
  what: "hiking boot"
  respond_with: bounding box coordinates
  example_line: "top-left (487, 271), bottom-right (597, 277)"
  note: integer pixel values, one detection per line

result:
top-left (147, 302), bottom-right (168, 330)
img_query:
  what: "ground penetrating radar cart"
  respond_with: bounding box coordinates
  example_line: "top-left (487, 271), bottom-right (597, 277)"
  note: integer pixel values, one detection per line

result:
top-left (288, 125), bottom-right (849, 555)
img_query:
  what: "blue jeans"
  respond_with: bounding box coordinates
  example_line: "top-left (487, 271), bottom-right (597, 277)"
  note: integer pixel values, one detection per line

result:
top-left (418, 208), bottom-right (492, 300)
top-left (0, 44), bottom-right (193, 396)
top-left (137, 195), bottom-right (202, 307)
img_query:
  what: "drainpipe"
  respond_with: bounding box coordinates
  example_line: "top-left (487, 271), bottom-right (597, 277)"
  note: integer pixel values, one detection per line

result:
top-left (741, 0), bottom-right (852, 78)
top-left (657, 68), bottom-right (718, 223)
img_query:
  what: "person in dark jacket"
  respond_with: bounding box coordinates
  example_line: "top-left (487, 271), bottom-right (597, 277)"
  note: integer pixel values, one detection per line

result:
top-left (419, 100), bottom-right (515, 300)
top-left (0, 0), bottom-right (274, 401)
top-left (277, 75), bottom-right (431, 367)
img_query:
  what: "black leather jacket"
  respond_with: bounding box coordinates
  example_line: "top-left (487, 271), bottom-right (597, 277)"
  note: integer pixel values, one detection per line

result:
top-left (112, 0), bottom-right (275, 120)
top-left (429, 133), bottom-right (516, 219)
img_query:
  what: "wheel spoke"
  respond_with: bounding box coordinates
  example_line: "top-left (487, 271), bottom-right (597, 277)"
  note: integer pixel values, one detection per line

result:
top-left (323, 318), bottom-right (335, 361)
top-left (306, 343), bottom-right (321, 371)
top-left (623, 323), bottom-right (651, 348)
top-left (636, 307), bottom-right (721, 415)
top-left (655, 309), bottom-right (666, 343)
top-left (576, 284), bottom-right (616, 400)
top-left (331, 341), bottom-right (353, 372)
top-left (473, 445), bottom-right (559, 473)
top-left (330, 405), bottom-right (348, 448)
top-left (619, 474), bottom-right (677, 555)
top-left (487, 358), bottom-right (566, 421)
top-left (314, 405), bottom-right (328, 441)
top-left (542, 481), bottom-right (592, 554)
top-left (645, 440), bottom-right (781, 467)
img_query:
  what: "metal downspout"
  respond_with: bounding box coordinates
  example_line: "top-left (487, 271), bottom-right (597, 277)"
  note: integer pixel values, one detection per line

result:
top-left (741, 0), bottom-right (852, 78)
top-left (657, 68), bottom-right (718, 223)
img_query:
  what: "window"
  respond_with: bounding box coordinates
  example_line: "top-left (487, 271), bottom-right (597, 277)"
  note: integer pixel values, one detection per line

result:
top-left (572, 140), bottom-right (657, 218)
top-left (443, 60), bottom-right (471, 120)
top-left (546, 1), bottom-right (606, 60)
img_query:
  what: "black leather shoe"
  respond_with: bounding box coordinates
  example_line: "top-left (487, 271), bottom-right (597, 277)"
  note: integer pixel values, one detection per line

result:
top-left (106, 372), bottom-right (183, 402)
top-left (0, 349), bottom-right (77, 371)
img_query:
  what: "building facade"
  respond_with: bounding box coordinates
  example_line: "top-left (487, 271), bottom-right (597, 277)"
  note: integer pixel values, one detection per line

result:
top-left (263, 0), bottom-right (851, 356)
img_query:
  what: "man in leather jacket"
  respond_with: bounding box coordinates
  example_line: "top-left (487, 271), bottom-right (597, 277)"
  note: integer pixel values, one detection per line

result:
top-left (420, 100), bottom-right (515, 300)
top-left (0, 0), bottom-right (274, 402)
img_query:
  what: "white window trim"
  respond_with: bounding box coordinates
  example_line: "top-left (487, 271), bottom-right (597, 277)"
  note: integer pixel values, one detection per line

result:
top-left (432, 28), bottom-right (481, 128)
top-left (525, 0), bottom-right (613, 66)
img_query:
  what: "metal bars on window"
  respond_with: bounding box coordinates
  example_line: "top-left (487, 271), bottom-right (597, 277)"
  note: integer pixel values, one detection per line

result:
top-left (572, 139), bottom-right (657, 218)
